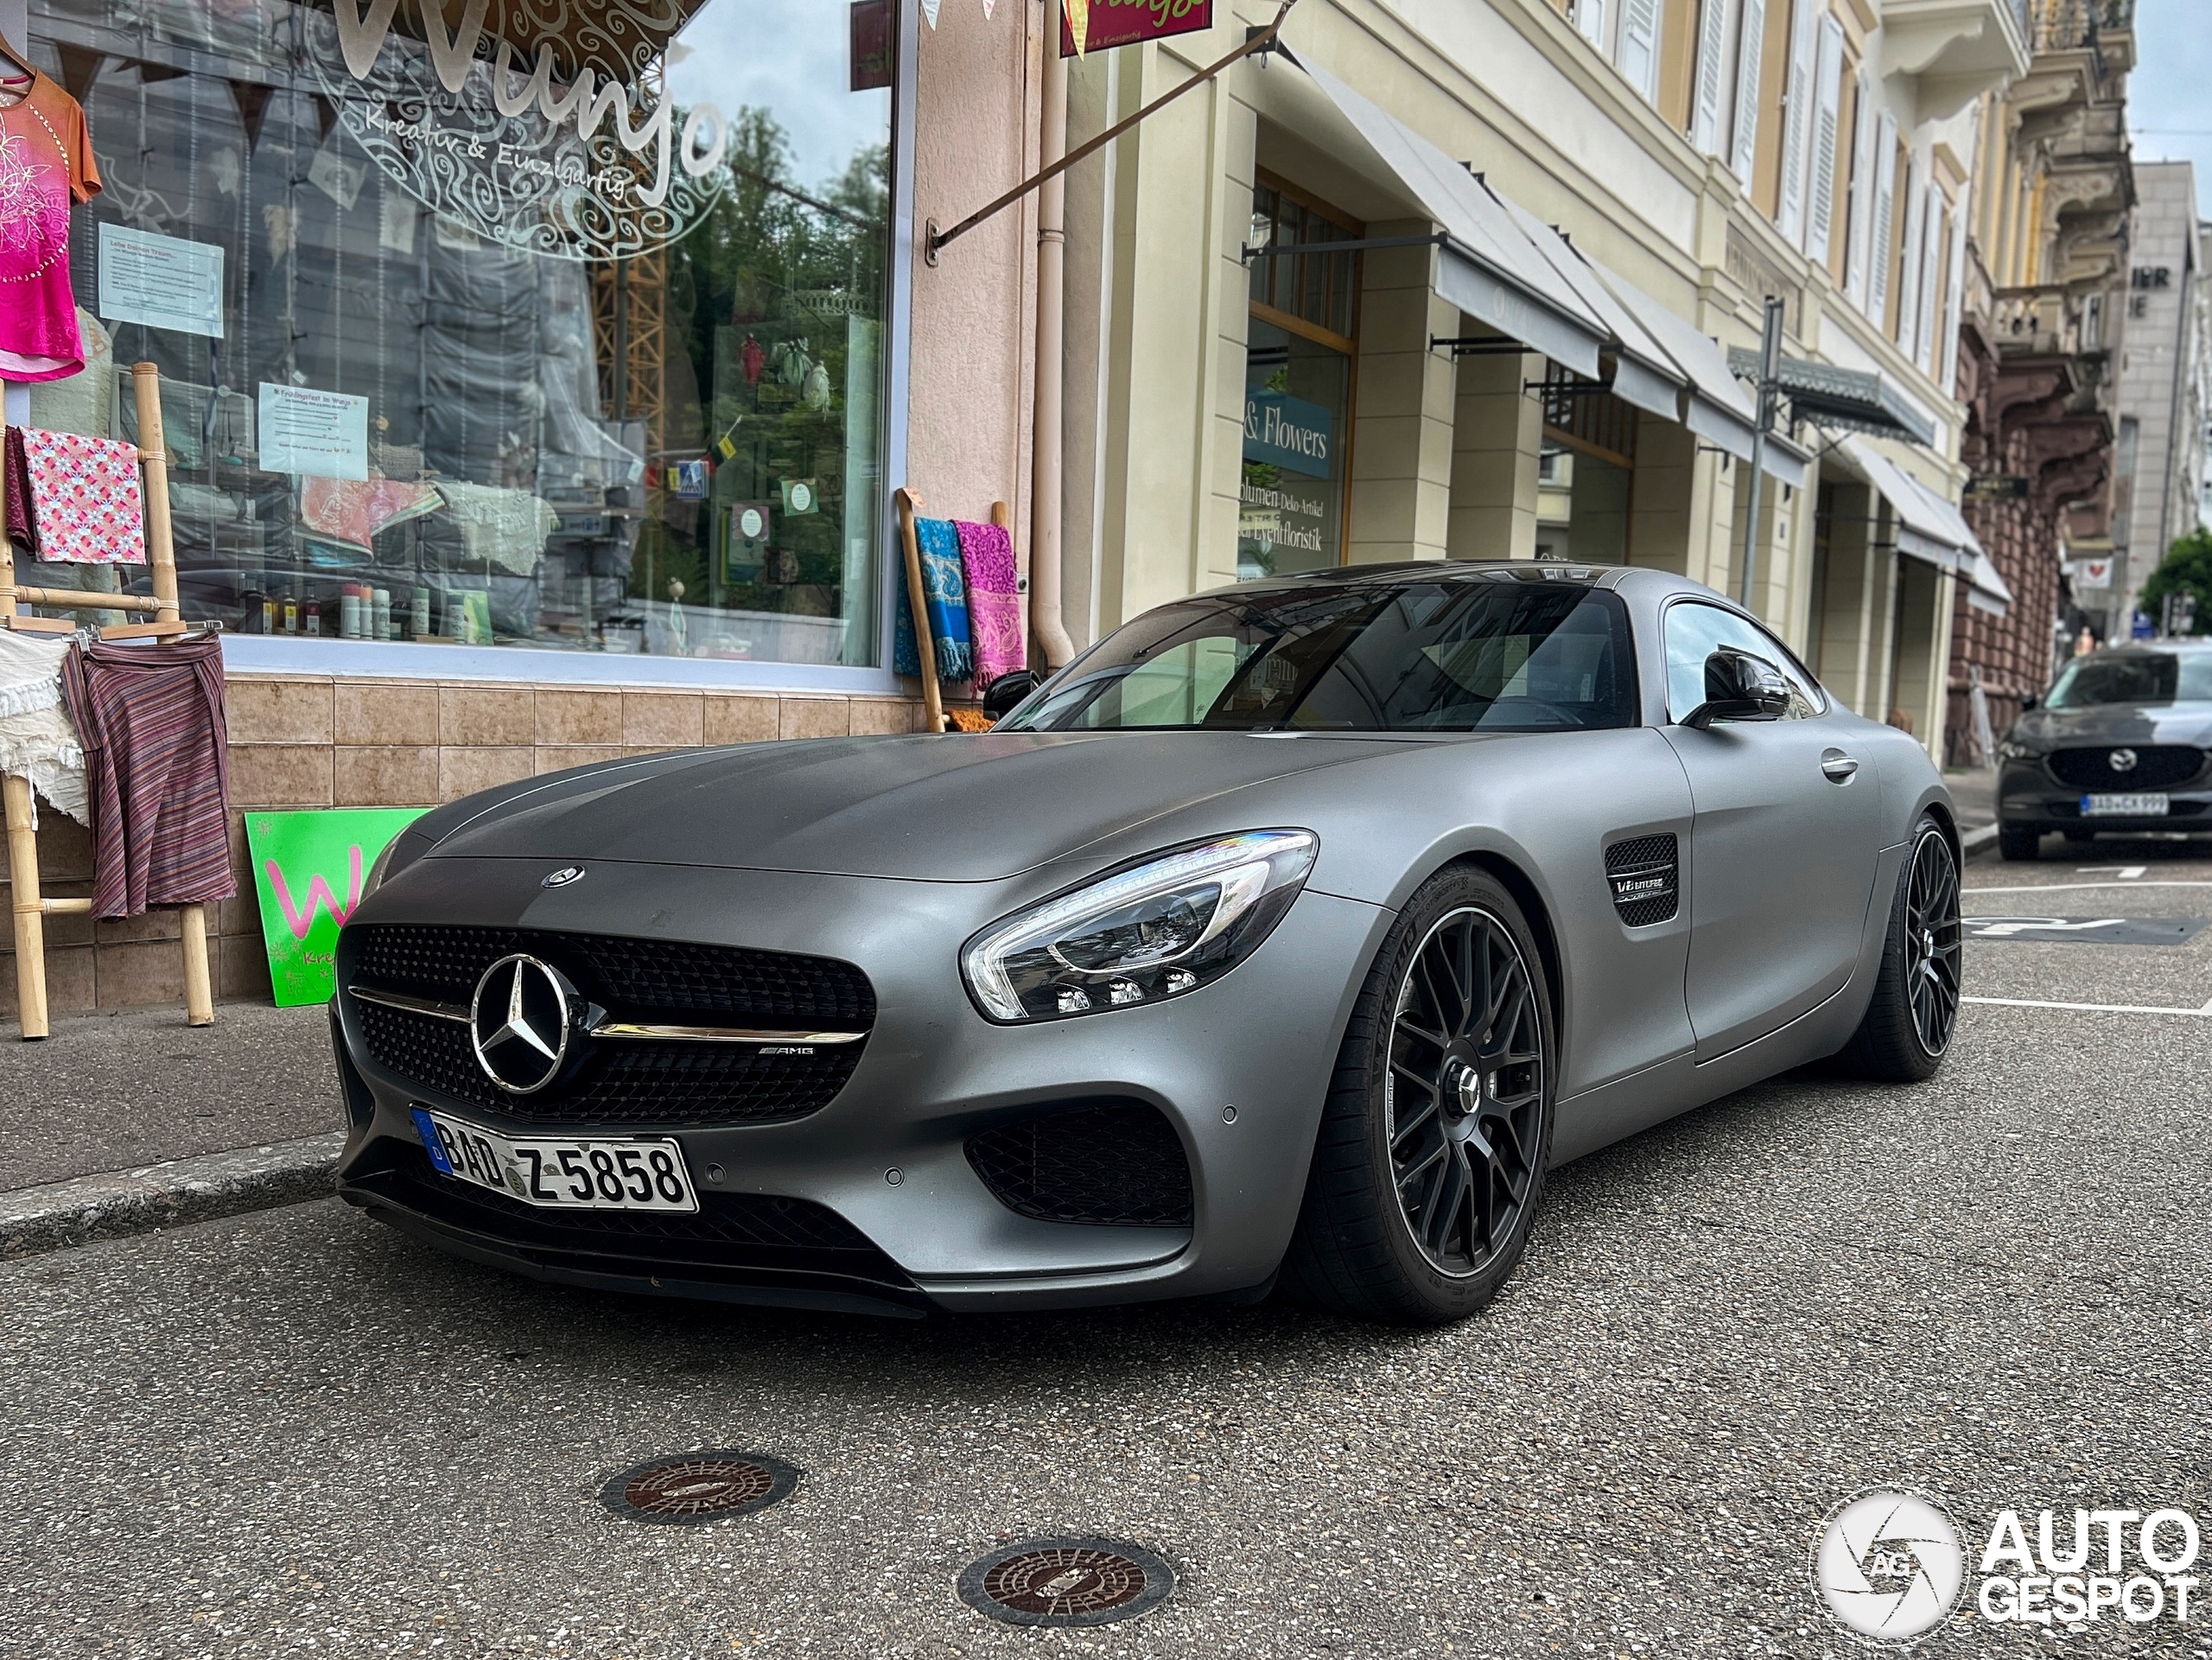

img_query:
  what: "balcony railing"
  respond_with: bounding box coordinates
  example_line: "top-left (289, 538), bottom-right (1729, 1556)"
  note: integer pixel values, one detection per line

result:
top-left (2033, 0), bottom-right (2133, 54)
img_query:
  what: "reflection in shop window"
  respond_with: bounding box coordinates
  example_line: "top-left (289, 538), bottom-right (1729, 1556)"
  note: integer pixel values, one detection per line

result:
top-left (24, 0), bottom-right (893, 667)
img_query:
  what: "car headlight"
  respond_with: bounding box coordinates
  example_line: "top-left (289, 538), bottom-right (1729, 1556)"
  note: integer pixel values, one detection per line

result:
top-left (960, 830), bottom-right (1319, 1022)
top-left (362, 830), bottom-right (419, 898)
top-left (1997, 739), bottom-right (2043, 762)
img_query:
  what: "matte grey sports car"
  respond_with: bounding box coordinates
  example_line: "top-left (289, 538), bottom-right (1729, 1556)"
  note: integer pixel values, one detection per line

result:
top-left (331, 563), bottom-right (1961, 1324)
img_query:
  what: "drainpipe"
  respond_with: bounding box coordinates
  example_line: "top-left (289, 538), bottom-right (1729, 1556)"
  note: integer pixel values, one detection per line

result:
top-left (1029, 41), bottom-right (1077, 671)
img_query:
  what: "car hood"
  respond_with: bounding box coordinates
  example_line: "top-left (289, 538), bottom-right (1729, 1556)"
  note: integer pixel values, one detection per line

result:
top-left (2012, 703), bottom-right (2212, 747)
top-left (423, 731), bottom-right (1416, 881)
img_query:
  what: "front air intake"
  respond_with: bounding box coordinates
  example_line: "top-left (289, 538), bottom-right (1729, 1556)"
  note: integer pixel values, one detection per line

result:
top-left (1605, 834), bottom-right (1679, 927)
top-left (966, 1101), bottom-right (1194, 1228)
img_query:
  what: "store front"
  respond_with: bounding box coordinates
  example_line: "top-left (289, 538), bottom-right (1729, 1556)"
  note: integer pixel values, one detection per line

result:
top-left (0, 0), bottom-right (926, 1017)
top-left (18, 0), bottom-right (905, 684)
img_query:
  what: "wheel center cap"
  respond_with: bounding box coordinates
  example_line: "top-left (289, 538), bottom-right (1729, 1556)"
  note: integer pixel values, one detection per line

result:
top-left (1441, 1054), bottom-right (1483, 1127)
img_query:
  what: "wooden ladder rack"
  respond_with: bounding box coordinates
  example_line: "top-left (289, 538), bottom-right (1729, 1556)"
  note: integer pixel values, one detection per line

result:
top-left (1, 361), bottom-right (213, 1039)
top-left (894, 488), bottom-right (1010, 735)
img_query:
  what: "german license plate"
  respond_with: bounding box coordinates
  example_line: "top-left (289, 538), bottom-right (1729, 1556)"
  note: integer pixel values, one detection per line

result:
top-left (411, 1106), bottom-right (698, 1212)
top-left (2081, 792), bottom-right (2168, 817)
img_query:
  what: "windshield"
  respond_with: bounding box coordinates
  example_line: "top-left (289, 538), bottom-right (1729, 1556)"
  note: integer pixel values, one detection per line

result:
top-left (2045, 652), bottom-right (2212, 709)
top-left (999, 577), bottom-right (1637, 733)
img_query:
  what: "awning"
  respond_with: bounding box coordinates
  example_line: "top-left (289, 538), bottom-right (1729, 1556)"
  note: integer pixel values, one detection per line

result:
top-left (1729, 350), bottom-right (1938, 447)
top-left (1840, 437), bottom-right (1976, 570)
top-left (1965, 550), bottom-right (2014, 616)
top-left (1302, 63), bottom-right (1610, 378)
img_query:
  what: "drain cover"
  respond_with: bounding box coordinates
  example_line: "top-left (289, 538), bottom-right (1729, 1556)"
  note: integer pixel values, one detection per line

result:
top-left (957, 1536), bottom-right (1173, 1627)
top-left (598, 1451), bottom-right (799, 1525)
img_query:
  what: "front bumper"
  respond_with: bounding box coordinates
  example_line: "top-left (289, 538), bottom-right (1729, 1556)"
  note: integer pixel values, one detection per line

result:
top-left (1998, 758), bottom-right (2212, 836)
top-left (332, 854), bottom-right (1390, 1314)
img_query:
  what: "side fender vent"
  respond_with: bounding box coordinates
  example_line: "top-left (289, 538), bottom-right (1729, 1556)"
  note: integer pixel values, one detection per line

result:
top-left (1605, 834), bottom-right (1679, 927)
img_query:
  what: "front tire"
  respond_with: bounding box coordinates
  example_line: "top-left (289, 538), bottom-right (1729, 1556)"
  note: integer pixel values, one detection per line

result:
top-left (1281, 868), bottom-right (1555, 1325)
top-left (1830, 815), bottom-right (1961, 1081)
top-left (1999, 824), bottom-right (2040, 861)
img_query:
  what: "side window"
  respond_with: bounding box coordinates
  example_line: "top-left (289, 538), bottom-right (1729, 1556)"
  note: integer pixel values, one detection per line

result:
top-left (1662, 603), bottom-right (1824, 723)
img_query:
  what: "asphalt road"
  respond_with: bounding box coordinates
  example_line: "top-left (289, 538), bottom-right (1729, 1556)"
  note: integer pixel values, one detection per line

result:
top-left (3, 838), bottom-right (2210, 1659)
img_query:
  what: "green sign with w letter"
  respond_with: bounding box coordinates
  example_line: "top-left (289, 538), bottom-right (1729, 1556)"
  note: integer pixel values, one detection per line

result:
top-left (245, 807), bottom-right (429, 1008)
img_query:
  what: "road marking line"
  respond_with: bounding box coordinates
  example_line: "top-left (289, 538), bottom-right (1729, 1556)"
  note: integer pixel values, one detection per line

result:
top-left (1967, 881), bottom-right (2212, 895)
top-left (1963, 995), bottom-right (2212, 1016)
top-left (2077, 865), bottom-right (2149, 880)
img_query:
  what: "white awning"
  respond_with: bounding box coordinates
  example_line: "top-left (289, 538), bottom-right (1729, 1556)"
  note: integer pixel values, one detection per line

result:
top-left (1965, 550), bottom-right (2014, 616)
top-left (1301, 63), bottom-right (1610, 378)
top-left (1839, 436), bottom-right (1979, 571)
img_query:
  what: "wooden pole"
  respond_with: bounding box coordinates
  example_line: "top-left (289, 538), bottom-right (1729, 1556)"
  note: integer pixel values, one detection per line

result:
top-left (130, 363), bottom-right (213, 1025)
top-left (894, 487), bottom-right (944, 734)
top-left (0, 400), bottom-right (50, 1038)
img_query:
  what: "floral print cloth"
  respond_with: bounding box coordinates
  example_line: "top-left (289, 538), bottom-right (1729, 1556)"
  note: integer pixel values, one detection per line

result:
top-left (954, 518), bottom-right (1025, 691)
top-left (18, 425), bottom-right (143, 563)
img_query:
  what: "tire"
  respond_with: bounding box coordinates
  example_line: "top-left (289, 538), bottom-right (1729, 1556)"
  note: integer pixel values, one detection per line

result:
top-left (1829, 815), bottom-right (1961, 1082)
top-left (1998, 824), bottom-right (2040, 862)
top-left (1281, 867), bottom-right (1556, 1325)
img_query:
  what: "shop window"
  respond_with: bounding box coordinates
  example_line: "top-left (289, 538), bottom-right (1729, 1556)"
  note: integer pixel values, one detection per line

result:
top-left (21, 0), bottom-right (895, 667)
top-left (1536, 366), bottom-right (1637, 564)
top-left (1240, 178), bottom-right (1357, 582)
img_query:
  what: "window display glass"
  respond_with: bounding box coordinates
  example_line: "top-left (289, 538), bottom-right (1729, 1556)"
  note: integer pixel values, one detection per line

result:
top-left (18, 0), bottom-right (895, 667)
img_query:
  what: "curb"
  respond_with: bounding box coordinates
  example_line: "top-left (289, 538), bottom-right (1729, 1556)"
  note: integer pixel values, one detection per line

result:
top-left (1961, 824), bottom-right (1999, 854)
top-left (0, 1133), bottom-right (344, 1262)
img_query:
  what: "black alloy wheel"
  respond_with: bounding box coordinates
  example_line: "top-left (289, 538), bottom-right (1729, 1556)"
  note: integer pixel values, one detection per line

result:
top-left (1282, 866), bottom-right (1556, 1324)
top-left (1829, 813), bottom-right (1961, 1082)
top-left (1904, 827), bottom-right (1962, 1058)
top-left (1384, 907), bottom-right (1545, 1277)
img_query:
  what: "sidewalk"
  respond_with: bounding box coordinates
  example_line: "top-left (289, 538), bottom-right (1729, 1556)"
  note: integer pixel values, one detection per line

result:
top-left (1, 1001), bottom-right (338, 1192)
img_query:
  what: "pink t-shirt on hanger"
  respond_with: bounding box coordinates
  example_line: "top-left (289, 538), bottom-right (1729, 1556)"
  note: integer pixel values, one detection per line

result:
top-left (0, 70), bottom-right (101, 382)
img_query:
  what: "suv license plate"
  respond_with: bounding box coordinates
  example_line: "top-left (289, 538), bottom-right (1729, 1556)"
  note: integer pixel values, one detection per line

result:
top-left (2082, 792), bottom-right (2169, 817)
top-left (411, 1107), bottom-right (699, 1212)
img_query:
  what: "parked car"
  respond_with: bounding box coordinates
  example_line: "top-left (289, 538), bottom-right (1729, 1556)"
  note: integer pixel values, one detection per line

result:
top-left (1997, 642), bottom-right (2212, 861)
top-left (329, 563), bottom-right (1960, 1325)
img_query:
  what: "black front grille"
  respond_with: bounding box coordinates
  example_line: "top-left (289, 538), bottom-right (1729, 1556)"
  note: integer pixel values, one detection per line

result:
top-left (341, 924), bottom-right (874, 1129)
top-left (2047, 746), bottom-right (2205, 791)
top-left (1605, 833), bottom-right (1679, 927)
top-left (967, 1102), bottom-right (1193, 1228)
top-left (346, 925), bottom-right (875, 1027)
top-left (353, 999), bottom-right (862, 1126)
top-left (353, 1144), bottom-right (917, 1297)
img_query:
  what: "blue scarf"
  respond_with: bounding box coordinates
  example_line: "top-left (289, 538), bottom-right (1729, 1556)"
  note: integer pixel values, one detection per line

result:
top-left (893, 515), bottom-right (974, 682)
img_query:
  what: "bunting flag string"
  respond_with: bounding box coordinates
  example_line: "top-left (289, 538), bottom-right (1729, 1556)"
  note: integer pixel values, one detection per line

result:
top-left (921, 0), bottom-right (940, 26)
top-left (1065, 0), bottom-right (1087, 54)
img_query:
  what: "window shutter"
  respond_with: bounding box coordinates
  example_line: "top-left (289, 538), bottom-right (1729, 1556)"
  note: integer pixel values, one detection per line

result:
top-left (1843, 75), bottom-right (1874, 302)
top-left (1777, 0), bottom-right (1819, 242)
top-left (1621, 0), bottom-right (1663, 100)
top-left (1805, 17), bottom-right (1844, 260)
top-left (1868, 111), bottom-right (1897, 326)
top-left (1916, 195), bottom-right (1946, 369)
top-left (1693, 0), bottom-right (1730, 154)
top-left (1942, 207), bottom-right (1968, 392)
top-left (1729, 0), bottom-right (1764, 180)
top-left (1896, 162), bottom-right (1926, 348)
top-left (1578, 0), bottom-right (1609, 49)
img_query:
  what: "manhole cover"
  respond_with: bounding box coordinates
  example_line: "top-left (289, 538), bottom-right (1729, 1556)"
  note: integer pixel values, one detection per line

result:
top-left (598, 1451), bottom-right (799, 1525)
top-left (957, 1536), bottom-right (1173, 1627)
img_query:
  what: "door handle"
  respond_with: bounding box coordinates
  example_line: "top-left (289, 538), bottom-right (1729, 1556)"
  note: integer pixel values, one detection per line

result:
top-left (1821, 750), bottom-right (1860, 783)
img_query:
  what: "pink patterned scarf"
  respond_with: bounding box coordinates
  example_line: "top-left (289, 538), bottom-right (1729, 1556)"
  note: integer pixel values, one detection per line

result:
top-left (19, 426), bottom-right (143, 563)
top-left (954, 518), bottom-right (1025, 690)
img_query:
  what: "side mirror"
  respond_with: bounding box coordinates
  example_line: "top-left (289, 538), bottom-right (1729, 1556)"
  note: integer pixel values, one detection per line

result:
top-left (1683, 648), bottom-right (1792, 729)
top-left (980, 669), bottom-right (1041, 722)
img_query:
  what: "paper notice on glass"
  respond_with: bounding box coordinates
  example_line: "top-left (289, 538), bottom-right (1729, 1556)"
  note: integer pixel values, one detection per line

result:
top-left (98, 224), bottom-right (226, 338)
top-left (258, 383), bottom-right (369, 480)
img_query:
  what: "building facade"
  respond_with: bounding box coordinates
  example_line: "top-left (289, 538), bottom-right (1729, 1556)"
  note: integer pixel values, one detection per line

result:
top-left (1947, 0), bottom-right (2133, 754)
top-left (3, 0), bottom-right (2040, 1013)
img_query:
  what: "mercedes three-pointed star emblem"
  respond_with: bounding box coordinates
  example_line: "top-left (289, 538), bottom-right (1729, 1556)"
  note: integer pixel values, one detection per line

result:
top-left (469, 953), bottom-right (577, 1093)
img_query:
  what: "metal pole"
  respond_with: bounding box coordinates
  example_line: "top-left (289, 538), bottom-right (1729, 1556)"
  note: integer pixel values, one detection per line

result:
top-left (1739, 296), bottom-right (1784, 614)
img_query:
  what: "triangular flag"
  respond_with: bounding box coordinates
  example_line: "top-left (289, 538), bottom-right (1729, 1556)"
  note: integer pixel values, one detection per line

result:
top-left (1065, 0), bottom-right (1086, 54)
top-left (982, 0), bottom-right (994, 16)
top-left (921, 0), bottom-right (939, 26)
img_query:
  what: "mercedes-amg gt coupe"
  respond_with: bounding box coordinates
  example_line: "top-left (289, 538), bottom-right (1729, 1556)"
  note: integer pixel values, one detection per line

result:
top-left (330, 562), bottom-right (1961, 1324)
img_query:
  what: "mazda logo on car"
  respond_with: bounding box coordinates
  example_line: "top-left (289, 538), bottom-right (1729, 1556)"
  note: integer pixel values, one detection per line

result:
top-left (2109, 747), bottom-right (2139, 773)
top-left (470, 954), bottom-right (577, 1093)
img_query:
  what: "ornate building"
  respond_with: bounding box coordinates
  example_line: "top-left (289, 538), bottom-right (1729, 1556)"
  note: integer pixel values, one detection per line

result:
top-left (1948, 0), bottom-right (2136, 755)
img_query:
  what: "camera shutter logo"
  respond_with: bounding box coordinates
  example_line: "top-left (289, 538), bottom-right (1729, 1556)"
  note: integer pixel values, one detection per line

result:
top-left (1812, 1488), bottom-right (1966, 1642)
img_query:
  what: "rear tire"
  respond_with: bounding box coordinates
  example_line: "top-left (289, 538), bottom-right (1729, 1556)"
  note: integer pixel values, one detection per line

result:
top-left (1281, 868), bottom-right (1555, 1325)
top-left (1998, 824), bottom-right (2040, 862)
top-left (1830, 815), bottom-right (1961, 1082)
